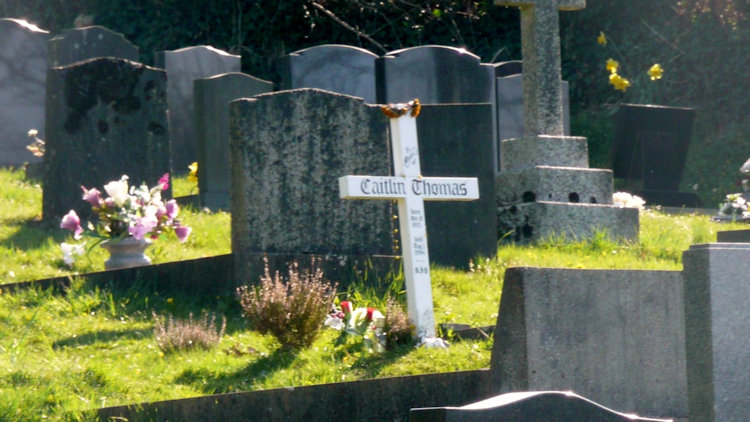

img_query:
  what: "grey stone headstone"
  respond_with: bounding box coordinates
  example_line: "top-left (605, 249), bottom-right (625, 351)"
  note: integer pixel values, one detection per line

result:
top-left (48, 25), bottom-right (138, 67)
top-left (279, 44), bottom-right (378, 103)
top-left (716, 229), bottom-right (750, 243)
top-left (43, 57), bottom-right (170, 221)
top-left (230, 89), bottom-right (395, 283)
top-left (194, 72), bottom-right (273, 209)
top-left (376, 45), bottom-right (495, 105)
top-left (683, 243), bottom-right (750, 422)
top-left (488, 267), bottom-right (687, 419)
top-left (155, 46), bottom-right (240, 171)
top-left (410, 391), bottom-right (673, 421)
top-left (0, 19), bottom-right (49, 167)
top-left (418, 104), bottom-right (497, 267)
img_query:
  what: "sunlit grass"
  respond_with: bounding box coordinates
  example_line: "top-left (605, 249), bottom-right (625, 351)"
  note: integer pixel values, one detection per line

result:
top-left (0, 166), bottom-right (747, 420)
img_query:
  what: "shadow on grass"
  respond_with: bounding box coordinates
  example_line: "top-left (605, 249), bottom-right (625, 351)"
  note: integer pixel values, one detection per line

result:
top-left (52, 327), bottom-right (152, 349)
top-left (174, 347), bottom-right (299, 394)
top-left (0, 218), bottom-right (64, 251)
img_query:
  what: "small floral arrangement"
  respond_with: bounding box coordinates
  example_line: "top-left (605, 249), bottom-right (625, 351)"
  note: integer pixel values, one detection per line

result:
top-left (716, 193), bottom-right (749, 220)
top-left (597, 31), bottom-right (664, 101)
top-left (59, 174), bottom-right (191, 265)
top-left (26, 129), bottom-right (45, 157)
top-left (325, 300), bottom-right (386, 353)
top-left (612, 192), bottom-right (646, 209)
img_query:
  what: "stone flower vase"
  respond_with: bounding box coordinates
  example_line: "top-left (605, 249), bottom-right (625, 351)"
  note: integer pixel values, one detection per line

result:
top-left (101, 237), bottom-right (152, 270)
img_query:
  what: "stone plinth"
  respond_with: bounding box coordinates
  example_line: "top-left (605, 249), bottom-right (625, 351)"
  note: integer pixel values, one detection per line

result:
top-left (683, 243), bottom-right (750, 422)
top-left (488, 267), bottom-right (687, 420)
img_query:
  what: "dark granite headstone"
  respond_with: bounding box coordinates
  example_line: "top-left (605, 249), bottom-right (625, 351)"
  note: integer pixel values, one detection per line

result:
top-left (717, 229), bottom-right (750, 243)
top-left (279, 44), bottom-right (378, 103)
top-left (410, 391), bottom-right (672, 421)
top-left (230, 89), bottom-right (395, 283)
top-left (612, 104), bottom-right (697, 207)
top-left (43, 57), bottom-right (170, 221)
top-left (376, 45), bottom-right (494, 105)
top-left (48, 25), bottom-right (138, 67)
top-left (418, 104), bottom-right (496, 267)
top-left (194, 72), bottom-right (273, 209)
top-left (0, 19), bottom-right (49, 167)
top-left (155, 45), bottom-right (240, 171)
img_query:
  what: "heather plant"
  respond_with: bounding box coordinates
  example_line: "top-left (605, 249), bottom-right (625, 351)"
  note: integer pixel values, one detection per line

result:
top-left (152, 311), bottom-right (226, 353)
top-left (383, 298), bottom-right (414, 349)
top-left (237, 258), bottom-right (336, 350)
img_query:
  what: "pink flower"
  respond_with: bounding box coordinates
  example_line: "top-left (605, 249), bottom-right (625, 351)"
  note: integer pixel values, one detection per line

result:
top-left (104, 197), bottom-right (115, 208)
top-left (165, 199), bottom-right (179, 220)
top-left (128, 216), bottom-right (158, 240)
top-left (174, 225), bottom-right (192, 243)
top-left (60, 210), bottom-right (83, 240)
top-left (341, 301), bottom-right (352, 316)
top-left (81, 186), bottom-right (103, 207)
top-left (159, 173), bottom-right (170, 191)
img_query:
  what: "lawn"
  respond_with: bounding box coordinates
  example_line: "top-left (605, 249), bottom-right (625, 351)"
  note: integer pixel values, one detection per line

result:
top-left (0, 167), bottom-right (745, 421)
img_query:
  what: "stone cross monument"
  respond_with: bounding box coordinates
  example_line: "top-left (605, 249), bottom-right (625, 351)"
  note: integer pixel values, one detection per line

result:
top-left (493, 0), bottom-right (638, 242)
top-left (339, 101), bottom-right (479, 340)
top-left (495, 0), bottom-right (584, 136)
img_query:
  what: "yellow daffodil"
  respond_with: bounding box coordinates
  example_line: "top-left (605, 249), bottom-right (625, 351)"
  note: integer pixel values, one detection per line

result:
top-left (647, 63), bottom-right (663, 80)
top-left (609, 73), bottom-right (631, 91)
top-left (188, 162), bottom-right (198, 183)
top-left (597, 31), bottom-right (607, 45)
top-left (606, 58), bottom-right (619, 74)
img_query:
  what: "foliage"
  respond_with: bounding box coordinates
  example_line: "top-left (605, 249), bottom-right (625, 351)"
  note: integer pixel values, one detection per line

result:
top-left (237, 258), bottom-right (337, 350)
top-left (383, 298), bottom-right (413, 349)
top-left (153, 311), bottom-right (226, 353)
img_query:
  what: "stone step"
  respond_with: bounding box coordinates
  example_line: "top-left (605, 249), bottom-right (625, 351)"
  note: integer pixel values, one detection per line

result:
top-left (500, 135), bottom-right (589, 171)
top-left (497, 201), bottom-right (638, 243)
top-left (496, 165), bottom-right (614, 206)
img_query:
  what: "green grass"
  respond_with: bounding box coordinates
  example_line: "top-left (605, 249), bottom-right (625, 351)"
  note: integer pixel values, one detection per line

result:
top-left (0, 167), bottom-right (747, 420)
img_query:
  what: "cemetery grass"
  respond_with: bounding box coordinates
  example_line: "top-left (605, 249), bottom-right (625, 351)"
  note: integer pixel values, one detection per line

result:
top-left (1, 168), bottom-right (747, 420)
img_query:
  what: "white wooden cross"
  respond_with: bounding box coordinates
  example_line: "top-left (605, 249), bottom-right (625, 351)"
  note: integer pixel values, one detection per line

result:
top-left (339, 101), bottom-right (479, 340)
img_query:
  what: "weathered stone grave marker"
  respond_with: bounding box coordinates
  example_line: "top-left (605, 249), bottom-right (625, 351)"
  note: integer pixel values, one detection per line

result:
top-left (48, 25), bottom-right (138, 67)
top-left (194, 72), bottom-right (273, 209)
top-left (494, 0), bottom-right (638, 242)
top-left (155, 45), bottom-right (240, 170)
top-left (0, 18), bottom-right (49, 167)
top-left (339, 101), bottom-right (479, 339)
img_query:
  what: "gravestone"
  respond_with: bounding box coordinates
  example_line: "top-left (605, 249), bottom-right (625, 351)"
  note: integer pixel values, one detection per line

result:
top-left (612, 104), bottom-right (698, 207)
top-left (279, 44), bottom-right (378, 103)
top-left (410, 391), bottom-right (673, 421)
top-left (0, 19), bottom-right (49, 167)
top-left (488, 267), bottom-right (688, 419)
top-left (194, 72), bottom-right (273, 209)
top-left (48, 25), bottom-right (138, 67)
top-left (494, 60), bottom-right (571, 151)
top-left (43, 57), bottom-right (170, 221)
top-left (683, 242), bottom-right (750, 422)
top-left (494, 0), bottom-right (638, 242)
top-left (155, 46), bottom-right (240, 171)
top-left (716, 229), bottom-right (750, 243)
top-left (230, 89), bottom-right (395, 284)
top-left (339, 102), bottom-right (479, 339)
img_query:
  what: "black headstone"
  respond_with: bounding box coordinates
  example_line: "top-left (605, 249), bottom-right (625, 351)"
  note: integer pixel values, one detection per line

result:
top-left (717, 229), bottom-right (750, 243)
top-left (279, 44), bottom-right (378, 103)
top-left (410, 391), bottom-right (672, 422)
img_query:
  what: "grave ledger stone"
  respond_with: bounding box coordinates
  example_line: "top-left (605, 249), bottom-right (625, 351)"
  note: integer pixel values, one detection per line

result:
top-left (279, 44), bottom-right (378, 104)
top-left (410, 391), bottom-right (673, 422)
top-left (683, 242), bottom-right (750, 422)
top-left (194, 72), bottom-right (273, 209)
top-left (155, 45), bottom-right (240, 171)
top-left (43, 57), bottom-right (171, 221)
top-left (0, 19), bottom-right (49, 167)
top-left (494, 0), bottom-right (638, 242)
top-left (230, 89), bottom-right (395, 284)
top-left (48, 25), bottom-right (138, 67)
top-left (339, 102), bottom-right (479, 339)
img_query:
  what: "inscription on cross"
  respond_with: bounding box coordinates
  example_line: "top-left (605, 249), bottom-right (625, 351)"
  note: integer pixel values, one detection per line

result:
top-left (339, 100), bottom-right (480, 340)
top-left (494, 0), bottom-right (585, 136)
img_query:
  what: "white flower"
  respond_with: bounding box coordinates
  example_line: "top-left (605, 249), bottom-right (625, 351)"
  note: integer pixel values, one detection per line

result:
top-left (612, 192), bottom-right (645, 209)
top-left (324, 315), bottom-right (344, 330)
top-left (104, 176), bottom-right (130, 207)
top-left (27, 129), bottom-right (38, 137)
top-left (60, 242), bottom-right (85, 266)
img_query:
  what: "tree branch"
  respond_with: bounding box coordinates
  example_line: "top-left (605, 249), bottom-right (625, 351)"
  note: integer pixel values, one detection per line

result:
top-left (309, 1), bottom-right (387, 53)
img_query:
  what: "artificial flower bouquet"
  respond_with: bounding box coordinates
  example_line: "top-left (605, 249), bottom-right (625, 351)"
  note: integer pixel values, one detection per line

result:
top-left (59, 174), bottom-right (191, 265)
top-left (325, 300), bottom-right (386, 353)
